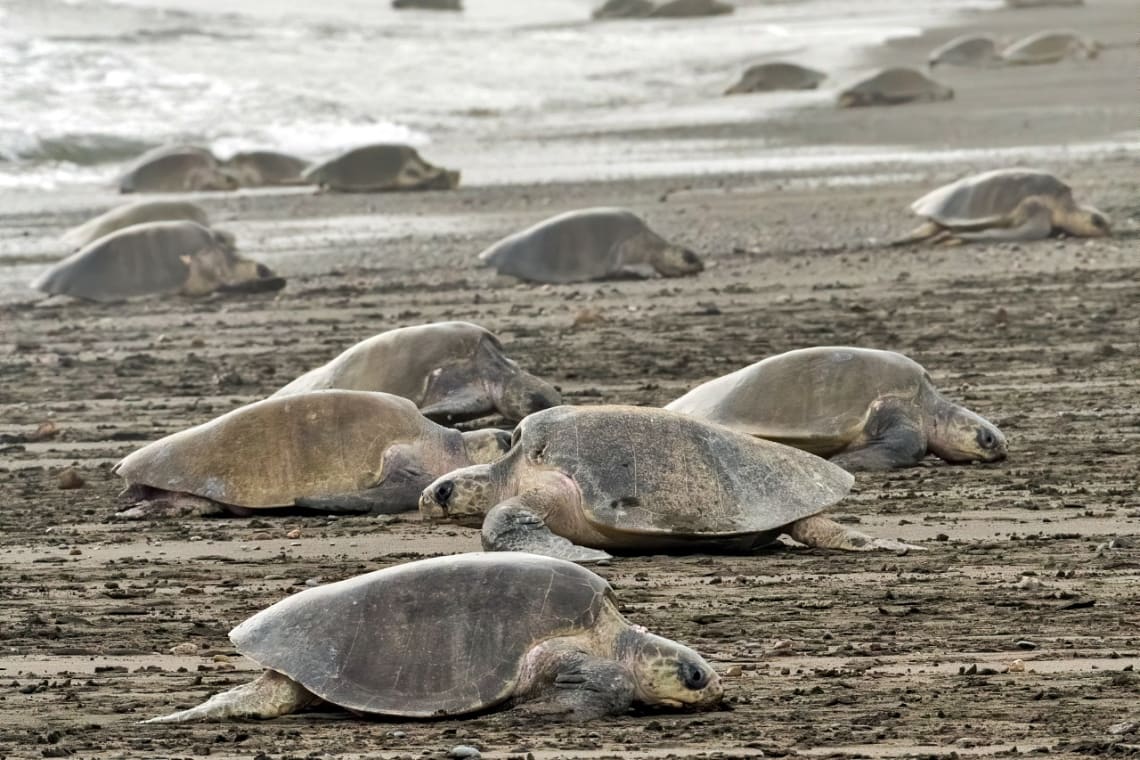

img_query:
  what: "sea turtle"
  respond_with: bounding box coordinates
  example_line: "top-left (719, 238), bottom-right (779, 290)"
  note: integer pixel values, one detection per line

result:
top-left (478, 208), bottom-right (703, 284)
top-left (420, 405), bottom-right (922, 563)
top-left (32, 221), bottom-right (283, 303)
top-left (593, 0), bottom-right (654, 18)
top-left (894, 168), bottom-right (1110, 244)
top-left (928, 34), bottom-right (1002, 68)
top-left (724, 62), bottom-right (826, 94)
top-left (666, 347), bottom-right (1008, 471)
top-left (113, 390), bottom-right (511, 520)
top-left (1000, 30), bottom-right (1100, 65)
top-left (302, 144), bottom-right (460, 192)
top-left (649, 0), bottom-right (733, 17)
top-left (392, 0), bottom-right (462, 9)
top-left (272, 322), bottom-right (561, 424)
top-left (117, 145), bottom-right (238, 193)
top-left (837, 67), bottom-right (953, 107)
top-left (144, 553), bottom-right (722, 722)
top-left (220, 150), bottom-right (311, 187)
top-left (60, 199), bottom-right (209, 250)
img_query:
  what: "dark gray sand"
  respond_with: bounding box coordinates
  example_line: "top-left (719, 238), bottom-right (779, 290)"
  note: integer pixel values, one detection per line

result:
top-left (0, 1), bottom-right (1138, 758)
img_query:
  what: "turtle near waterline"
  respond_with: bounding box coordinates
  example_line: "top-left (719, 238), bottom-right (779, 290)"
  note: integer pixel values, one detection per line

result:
top-left (302, 144), bottom-right (459, 192)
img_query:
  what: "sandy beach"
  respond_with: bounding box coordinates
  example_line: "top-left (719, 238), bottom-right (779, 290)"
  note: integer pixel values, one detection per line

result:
top-left (1, 0), bottom-right (1138, 757)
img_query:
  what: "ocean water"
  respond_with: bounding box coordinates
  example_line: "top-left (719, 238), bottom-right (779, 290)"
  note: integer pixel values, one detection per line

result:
top-left (0, 0), bottom-right (1003, 190)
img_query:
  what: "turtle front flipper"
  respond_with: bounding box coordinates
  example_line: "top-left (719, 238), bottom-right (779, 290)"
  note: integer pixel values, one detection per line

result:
top-left (829, 399), bottom-right (928, 471)
top-left (295, 448), bottom-right (433, 514)
top-left (786, 515), bottom-right (926, 553)
top-left (483, 502), bottom-right (612, 563)
top-left (952, 198), bottom-right (1053, 242)
top-left (144, 670), bottom-right (318, 723)
top-left (514, 642), bottom-right (635, 720)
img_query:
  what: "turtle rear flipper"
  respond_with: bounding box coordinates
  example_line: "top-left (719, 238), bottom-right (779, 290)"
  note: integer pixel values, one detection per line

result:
top-left (144, 670), bottom-right (318, 723)
top-left (787, 515), bottom-right (926, 553)
top-left (483, 502), bottom-right (612, 564)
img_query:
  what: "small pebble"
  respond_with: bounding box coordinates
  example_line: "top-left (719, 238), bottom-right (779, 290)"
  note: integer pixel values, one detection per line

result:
top-left (723, 665), bottom-right (743, 678)
top-left (1008, 659), bottom-right (1025, 673)
top-left (286, 529), bottom-right (302, 539)
top-left (1016, 575), bottom-right (1042, 591)
top-left (169, 643), bottom-right (198, 656)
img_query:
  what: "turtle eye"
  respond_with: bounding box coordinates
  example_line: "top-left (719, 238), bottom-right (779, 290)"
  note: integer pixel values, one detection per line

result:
top-left (682, 249), bottom-right (700, 265)
top-left (255, 263), bottom-right (271, 278)
top-left (680, 662), bottom-right (709, 690)
top-left (433, 481), bottom-right (454, 505)
top-left (976, 427), bottom-right (997, 450)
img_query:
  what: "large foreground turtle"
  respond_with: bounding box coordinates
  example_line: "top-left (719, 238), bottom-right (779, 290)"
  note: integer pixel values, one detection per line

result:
top-left (420, 405), bottom-right (921, 563)
top-left (1000, 30), bottom-right (1100, 65)
top-left (145, 553), bottom-right (722, 722)
top-left (220, 150), bottom-right (311, 187)
top-left (894, 168), bottom-right (1110, 244)
top-left (33, 221), bottom-right (283, 302)
top-left (114, 391), bottom-right (511, 519)
top-left (478, 208), bottom-right (703, 284)
top-left (837, 67), bottom-right (953, 107)
top-left (928, 35), bottom-right (1001, 68)
top-left (272, 322), bottom-right (561, 423)
top-left (60, 199), bottom-right (209, 250)
top-left (666, 347), bottom-right (1008, 471)
top-left (118, 145), bottom-right (237, 193)
top-left (303, 144), bottom-right (460, 192)
top-left (725, 62), bottom-right (826, 94)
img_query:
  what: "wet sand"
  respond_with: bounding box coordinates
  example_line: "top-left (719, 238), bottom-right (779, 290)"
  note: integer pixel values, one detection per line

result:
top-left (1, 0), bottom-right (1138, 758)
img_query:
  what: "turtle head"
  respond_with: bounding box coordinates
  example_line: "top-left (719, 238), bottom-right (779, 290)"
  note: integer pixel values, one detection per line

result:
top-left (477, 335), bottom-right (562, 422)
top-left (616, 627), bottom-right (723, 710)
top-left (460, 429), bottom-right (512, 465)
top-left (419, 464), bottom-right (497, 526)
top-left (648, 242), bottom-right (704, 278)
top-left (1062, 205), bottom-right (1111, 238)
top-left (928, 401), bottom-right (1008, 465)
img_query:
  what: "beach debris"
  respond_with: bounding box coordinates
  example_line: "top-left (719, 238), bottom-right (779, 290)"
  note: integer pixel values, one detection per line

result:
top-left (1016, 575), bottom-right (1043, 590)
top-left (169, 643), bottom-right (199, 656)
top-left (1008, 659), bottom-right (1026, 673)
top-left (893, 168), bottom-right (1110, 245)
top-left (928, 34), bottom-right (1002, 68)
top-left (57, 468), bottom-right (85, 490)
top-left (837, 67), bottom-right (953, 108)
top-left (61, 200), bottom-right (209, 250)
top-left (666, 347), bottom-right (1007, 471)
top-left (392, 0), bottom-right (462, 9)
top-left (478, 207), bottom-right (703, 284)
top-left (725, 62), bottom-right (826, 94)
top-left (1000, 30), bottom-right (1101, 65)
top-left (117, 145), bottom-right (238, 194)
top-left (219, 151), bottom-right (311, 187)
top-left (33, 221), bottom-right (284, 303)
top-left (272, 321), bottom-right (560, 423)
top-left (421, 404), bottom-right (925, 560)
top-left (303, 144), bottom-right (459, 193)
top-left (142, 554), bottom-right (722, 722)
top-left (111, 391), bottom-right (512, 519)
top-left (447, 747), bottom-right (482, 760)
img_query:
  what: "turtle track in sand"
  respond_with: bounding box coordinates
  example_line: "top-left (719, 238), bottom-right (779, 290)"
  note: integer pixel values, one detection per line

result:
top-left (0, 165), bottom-right (1137, 758)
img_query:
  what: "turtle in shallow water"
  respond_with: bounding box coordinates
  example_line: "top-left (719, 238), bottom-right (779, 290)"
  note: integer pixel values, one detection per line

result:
top-left (392, 0), bottom-right (462, 9)
top-left (478, 207), bottom-right (703, 284)
top-left (420, 405), bottom-right (922, 563)
top-left (33, 220), bottom-right (282, 302)
top-left (725, 62), bottom-right (826, 94)
top-left (302, 144), bottom-right (460, 192)
top-left (894, 168), bottom-right (1110, 244)
top-left (649, 0), bottom-right (733, 17)
top-left (666, 347), bottom-right (1008, 471)
top-left (113, 390), bottom-right (511, 519)
top-left (117, 145), bottom-right (238, 193)
top-left (1000, 30), bottom-right (1100, 64)
top-left (60, 199), bottom-right (209, 250)
top-left (220, 150), bottom-right (311, 187)
top-left (928, 34), bottom-right (1002, 68)
top-left (272, 322), bottom-right (561, 423)
top-left (837, 67), bottom-right (953, 107)
top-left (592, 0), bottom-right (654, 18)
top-left (145, 552), bottom-right (722, 722)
